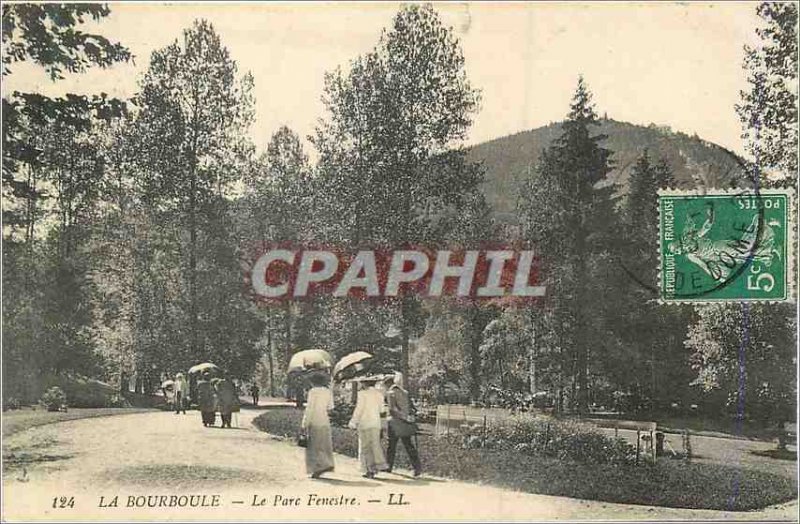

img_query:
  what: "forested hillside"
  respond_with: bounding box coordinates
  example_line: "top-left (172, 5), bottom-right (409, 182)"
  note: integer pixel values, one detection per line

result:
top-left (469, 119), bottom-right (746, 221)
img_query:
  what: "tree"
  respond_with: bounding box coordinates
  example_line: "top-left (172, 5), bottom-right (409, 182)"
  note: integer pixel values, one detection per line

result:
top-left (2, 5), bottom-right (130, 401)
top-left (312, 4), bottom-right (482, 384)
top-left (479, 309), bottom-right (533, 393)
top-left (517, 77), bottom-right (618, 413)
top-left (244, 126), bottom-right (313, 384)
top-left (2, 4), bottom-right (130, 240)
top-left (687, 303), bottom-right (796, 437)
top-left (413, 303), bottom-right (469, 402)
top-left (736, 2), bottom-right (798, 185)
top-left (131, 19), bottom-right (259, 374)
top-left (2, 4), bottom-right (131, 79)
top-left (594, 152), bottom-right (696, 412)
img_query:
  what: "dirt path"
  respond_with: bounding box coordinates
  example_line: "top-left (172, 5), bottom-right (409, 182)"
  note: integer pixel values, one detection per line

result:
top-left (3, 409), bottom-right (797, 522)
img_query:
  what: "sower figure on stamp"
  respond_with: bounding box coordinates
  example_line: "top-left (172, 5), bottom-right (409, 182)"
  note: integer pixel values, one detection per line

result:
top-left (671, 207), bottom-right (779, 282)
top-left (384, 372), bottom-right (422, 477)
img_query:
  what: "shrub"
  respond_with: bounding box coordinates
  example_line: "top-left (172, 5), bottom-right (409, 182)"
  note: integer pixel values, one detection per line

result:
top-left (329, 403), bottom-right (355, 427)
top-left (40, 387), bottom-right (67, 412)
top-left (253, 409), bottom-right (797, 511)
top-left (462, 415), bottom-right (636, 465)
top-left (54, 375), bottom-right (117, 408)
top-left (3, 397), bottom-right (21, 411)
top-left (105, 394), bottom-right (131, 408)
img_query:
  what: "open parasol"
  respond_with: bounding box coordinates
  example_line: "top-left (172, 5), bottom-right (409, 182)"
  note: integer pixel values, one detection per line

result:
top-left (332, 351), bottom-right (374, 382)
top-left (160, 379), bottom-right (175, 389)
top-left (188, 362), bottom-right (220, 375)
top-left (287, 349), bottom-right (333, 376)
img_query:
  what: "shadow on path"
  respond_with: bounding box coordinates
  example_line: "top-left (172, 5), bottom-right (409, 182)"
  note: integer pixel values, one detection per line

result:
top-left (103, 464), bottom-right (272, 486)
top-left (312, 477), bottom-right (375, 487)
top-left (378, 475), bottom-right (445, 486)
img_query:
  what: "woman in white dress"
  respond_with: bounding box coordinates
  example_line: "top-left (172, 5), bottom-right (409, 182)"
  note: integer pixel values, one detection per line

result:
top-left (301, 373), bottom-right (335, 478)
top-left (348, 377), bottom-right (388, 479)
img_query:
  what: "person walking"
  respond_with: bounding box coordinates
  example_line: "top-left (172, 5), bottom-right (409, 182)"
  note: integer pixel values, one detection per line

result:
top-left (251, 383), bottom-right (260, 406)
top-left (295, 384), bottom-right (306, 409)
top-left (384, 372), bottom-right (422, 476)
top-left (196, 371), bottom-right (217, 427)
top-left (215, 376), bottom-right (239, 429)
top-left (301, 373), bottom-right (335, 479)
top-left (348, 377), bottom-right (388, 479)
top-left (174, 373), bottom-right (188, 415)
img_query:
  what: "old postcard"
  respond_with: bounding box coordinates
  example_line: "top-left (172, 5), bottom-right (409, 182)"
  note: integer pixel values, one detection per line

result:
top-left (2, 1), bottom-right (797, 522)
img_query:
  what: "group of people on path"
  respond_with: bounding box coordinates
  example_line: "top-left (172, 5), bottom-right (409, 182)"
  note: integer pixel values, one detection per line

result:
top-left (163, 371), bottom-right (241, 428)
top-left (194, 371), bottom-right (240, 428)
top-left (302, 371), bottom-right (422, 480)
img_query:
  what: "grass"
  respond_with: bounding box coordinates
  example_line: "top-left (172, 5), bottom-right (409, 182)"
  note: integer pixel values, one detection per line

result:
top-left (586, 412), bottom-right (785, 442)
top-left (3, 407), bottom-right (156, 475)
top-left (2, 407), bottom-right (155, 437)
top-left (254, 408), bottom-right (798, 511)
top-left (751, 448), bottom-right (797, 461)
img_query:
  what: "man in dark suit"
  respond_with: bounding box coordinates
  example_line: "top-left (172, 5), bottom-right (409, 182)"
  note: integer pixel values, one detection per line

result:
top-left (196, 372), bottom-right (217, 427)
top-left (384, 372), bottom-right (421, 476)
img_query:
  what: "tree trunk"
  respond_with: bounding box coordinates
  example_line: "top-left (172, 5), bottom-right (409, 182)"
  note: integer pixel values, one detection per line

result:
top-left (529, 348), bottom-right (537, 395)
top-left (575, 252), bottom-right (589, 414)
top-left (189, 169), bottom-right (198, 358)
top-left (25, 166), bottom-right (36, 248)
top-left (267, 316), bottom-right (275, 397)
top-left (400, 309), bottom-right (410, 389)
top-left (467, 305), bottom-right (482, 402)
top-left (777, 421), bottom-right (788, 450)
top-left (283, 301), bottom-right (292, 363)
top-left (577, 345), bottom-right (588, 413)
top-left (528, 308), bottom-right (537, 394)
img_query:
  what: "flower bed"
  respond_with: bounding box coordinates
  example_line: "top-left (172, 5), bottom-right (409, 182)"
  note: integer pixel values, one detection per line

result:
top-left (461, 415), bottom-right (637, 465)
top-left (253, 408), bottom-right (797, 511)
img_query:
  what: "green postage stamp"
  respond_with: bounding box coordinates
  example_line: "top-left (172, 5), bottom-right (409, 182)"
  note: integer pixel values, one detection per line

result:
top-left (658, 189), bottom-right (793, 303)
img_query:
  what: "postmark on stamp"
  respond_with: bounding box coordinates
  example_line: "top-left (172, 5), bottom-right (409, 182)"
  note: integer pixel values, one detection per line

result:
top-left (658, 188), bottom-right (792, 303)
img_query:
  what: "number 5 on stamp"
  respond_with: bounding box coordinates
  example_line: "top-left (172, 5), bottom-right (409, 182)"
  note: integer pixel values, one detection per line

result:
top-left (657, 189), bottom-right (793, 303)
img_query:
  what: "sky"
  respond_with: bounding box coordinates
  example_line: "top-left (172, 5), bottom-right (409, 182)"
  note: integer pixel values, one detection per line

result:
top-left (3, 2), bottom-right (763, 156)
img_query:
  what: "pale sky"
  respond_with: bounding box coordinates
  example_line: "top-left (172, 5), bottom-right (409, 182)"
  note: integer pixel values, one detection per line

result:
top-left (3, 2), bottom-right (762, 156)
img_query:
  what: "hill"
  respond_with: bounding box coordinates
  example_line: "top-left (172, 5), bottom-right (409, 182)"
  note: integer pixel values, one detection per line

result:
top-left (467, 119), bottom-right (746, 222)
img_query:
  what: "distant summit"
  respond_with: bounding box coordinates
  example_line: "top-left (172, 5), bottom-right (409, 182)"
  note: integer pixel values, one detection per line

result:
top-left (468, 119), bottom-right (746, 222)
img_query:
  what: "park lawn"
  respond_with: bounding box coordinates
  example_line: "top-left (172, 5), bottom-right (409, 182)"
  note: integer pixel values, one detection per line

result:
top-left (254, 408), bottom-right (797, 511)
top-left (2, 407), bottom-right (155, 437)
top-left (652, 415), bottom-right (776, 441)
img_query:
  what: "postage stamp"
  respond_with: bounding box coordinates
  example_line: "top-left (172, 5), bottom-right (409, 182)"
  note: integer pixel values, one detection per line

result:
top-left (658, 189), bottom-right (792, 303)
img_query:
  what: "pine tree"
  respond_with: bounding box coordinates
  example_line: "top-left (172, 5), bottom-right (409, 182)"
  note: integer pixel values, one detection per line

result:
top-left (518, 76), bottom-right (617, 413)
top-left (600, 152), bottom-right (694, 411)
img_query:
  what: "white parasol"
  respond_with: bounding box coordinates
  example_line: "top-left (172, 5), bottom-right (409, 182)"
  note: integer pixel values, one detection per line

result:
top-left (332, 351), bottom-right (374, 382)
top-left (287, 349), bottom-right (333, 376)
